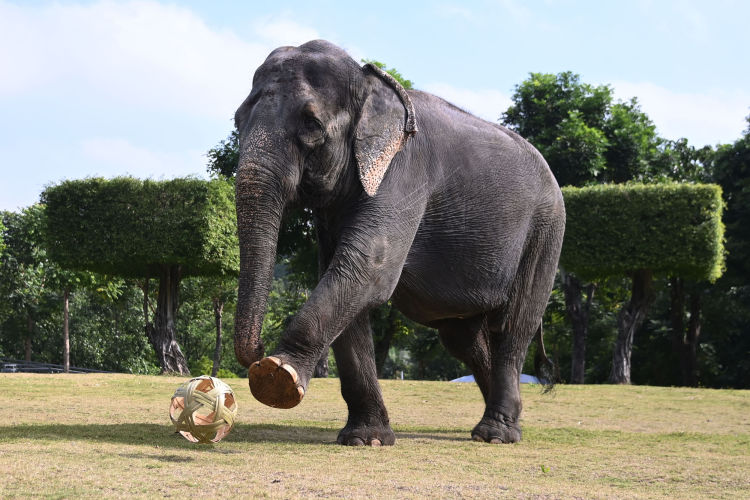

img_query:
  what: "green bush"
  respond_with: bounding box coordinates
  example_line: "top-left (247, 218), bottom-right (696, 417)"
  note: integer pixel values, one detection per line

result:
top-left (42, 177), bottom-right (238, 278)
top-left (561, 183), bottom-right (725, 281)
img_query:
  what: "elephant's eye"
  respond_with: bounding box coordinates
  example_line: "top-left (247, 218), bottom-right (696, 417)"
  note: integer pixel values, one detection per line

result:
top-left (298, 113), bottom-right (325, 147)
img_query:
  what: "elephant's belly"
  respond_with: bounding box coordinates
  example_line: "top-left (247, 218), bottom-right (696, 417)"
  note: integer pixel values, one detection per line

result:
top-left (391, 183), bottom-right (535, 325)
top-left (392, 250), bottom-right (518, 325)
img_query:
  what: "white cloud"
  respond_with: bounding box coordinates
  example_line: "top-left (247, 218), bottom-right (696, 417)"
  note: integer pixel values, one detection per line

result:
top-left (422, 83), bottom-right (512, 123)
top-left (612, 81), bottom-right (749, 146)
top-left (80, 137), bottom-right (207, 180)
top-left (0, 1), bottom-right (322, 210)
top-left (0, 1), bottom-right (319, 120)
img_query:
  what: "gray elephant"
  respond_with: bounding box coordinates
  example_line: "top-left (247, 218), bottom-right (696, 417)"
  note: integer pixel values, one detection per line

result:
top-left (233, 40), bottom-right (565, 446)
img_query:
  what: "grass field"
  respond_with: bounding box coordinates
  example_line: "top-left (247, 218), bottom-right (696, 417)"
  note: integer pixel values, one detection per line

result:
top-left (0, 374), bottom-right (748, 499)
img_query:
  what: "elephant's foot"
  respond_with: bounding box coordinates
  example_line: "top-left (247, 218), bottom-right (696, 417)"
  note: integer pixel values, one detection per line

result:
top-left (337, 420), bottom-right (395, 446)
top-left (471, 412), bottom-right (522, 444)
top-left (249, 356), bottom-right (305, 409)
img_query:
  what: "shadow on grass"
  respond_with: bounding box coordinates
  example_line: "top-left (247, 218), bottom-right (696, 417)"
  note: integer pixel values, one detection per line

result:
top-left (0, 423), bottom-right (335, 449)
top-left (0, 422), bottom-right (472, 448)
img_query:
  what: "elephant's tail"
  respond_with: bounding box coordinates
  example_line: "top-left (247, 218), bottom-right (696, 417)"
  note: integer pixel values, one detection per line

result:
top-left (533, 322), bottom-right (556, 393)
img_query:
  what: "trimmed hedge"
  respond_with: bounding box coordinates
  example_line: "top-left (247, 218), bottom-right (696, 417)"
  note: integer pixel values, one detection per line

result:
top-left (560, 183), bottom-right (725, 282)
top-left (42, 177), bottom-right (238, 278)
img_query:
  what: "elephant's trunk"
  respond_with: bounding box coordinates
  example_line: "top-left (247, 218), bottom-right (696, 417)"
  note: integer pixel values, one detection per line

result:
top-left (233, 161), bottom-right (288, 369)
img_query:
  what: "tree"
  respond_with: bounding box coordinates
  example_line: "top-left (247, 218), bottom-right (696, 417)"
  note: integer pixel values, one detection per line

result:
top-left (0, 219), bottom-right (5, 256)
top-left (42, 178), bottom-right (238, 375)
top-left (561, 184), bottom-right (725, 384)
top-left (713, 116), bottom-right (750, 286)
top-left (2, 207), bottom-right (158, 372)
top-left (701, 114), bottom-right (750, 388)
top-left (502, 72), bottom-right (612, 187)
top-left (206, 129), bottom-right (240, 179)
top-left (648, 138), bottom-right (715, 385)
top-left (195, 275), bottom-right (237, 377)
top-left (1, 207), bottom-right (51, 361)
top-left (601, 99), bottom-right (662, 183)
top-left (654, 138), bottom-right (714, 183)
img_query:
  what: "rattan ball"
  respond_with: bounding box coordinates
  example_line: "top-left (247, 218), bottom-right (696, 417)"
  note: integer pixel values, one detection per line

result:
top-left (169, 375), bottom-right (237, 444)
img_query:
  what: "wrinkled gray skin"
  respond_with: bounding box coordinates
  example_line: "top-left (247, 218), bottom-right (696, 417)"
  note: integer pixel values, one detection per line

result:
top-left (234, 40), bottom-right (565, 446)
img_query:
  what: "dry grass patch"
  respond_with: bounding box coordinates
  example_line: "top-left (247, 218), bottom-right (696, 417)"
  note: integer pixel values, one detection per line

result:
top-left (0, 374), bottom-right (748, 498)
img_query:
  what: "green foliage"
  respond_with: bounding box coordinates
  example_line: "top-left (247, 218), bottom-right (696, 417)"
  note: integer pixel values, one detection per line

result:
top-left (188, 355), bottom-right (239, 378)
top-left (602, 99), bottom-right (661, 183)
top-left (654, 138), bottom-right (714, 183)
top-left (502, 72), bottom-right (663, 188)
top-left (206, 129), bottom-right (240, 179)
top-left (552, 110), bottom-right (609, 184)
top-left (502, 72), bottom-right (613, 186)
top-left (361, 59), bottom-right (414, 90)
top-left (277, 206), bottom-right (319, 289)
top-left (177, 275), bottom-right (244, 377)
top-left (712, 117), bottom-right (750, 284)
top-left (65, 284), bottom-right (161, 374)
top-left (561, 184), bottom-right (725, 282)
top-left (400, 327), bottom-right (467, 381)
top-left (1, 206), bottom-right (56, 335)
top-left (261, 278), bottom-right (308, 355)
top-left (42, 177), bottom-right (238, 278)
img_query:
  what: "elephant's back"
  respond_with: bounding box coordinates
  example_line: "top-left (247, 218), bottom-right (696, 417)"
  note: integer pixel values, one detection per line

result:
top-left (408, 90), bottom-right (555, 195)
top-left (393, 91), bottom-right (563, 323)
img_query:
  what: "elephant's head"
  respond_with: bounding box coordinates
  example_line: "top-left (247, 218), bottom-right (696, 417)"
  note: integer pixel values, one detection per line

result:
top-left (233, 40), bottom-right (417, 368)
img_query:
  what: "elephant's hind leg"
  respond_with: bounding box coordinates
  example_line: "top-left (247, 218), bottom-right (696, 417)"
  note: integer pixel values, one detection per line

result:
top-left (437, 316), bottom-right (492, 402)
top-left (332, 311), bottom-right (395, 446)
top-left (437, 315), bottom-right (522, 443)
top-left (473, 219), bottom-right (563, 444)
top-left (470, 324), bottom-right (526, 444)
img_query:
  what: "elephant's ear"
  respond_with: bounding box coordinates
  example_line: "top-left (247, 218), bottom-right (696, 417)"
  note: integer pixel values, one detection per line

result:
top-left (354, 63), bottom-right (417, 196)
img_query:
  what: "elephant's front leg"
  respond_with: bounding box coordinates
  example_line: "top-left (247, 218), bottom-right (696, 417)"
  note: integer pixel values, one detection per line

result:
top-left (249, 207), bottom-right (417, 410)
top-left (332, 312), bottom-right (394, 446)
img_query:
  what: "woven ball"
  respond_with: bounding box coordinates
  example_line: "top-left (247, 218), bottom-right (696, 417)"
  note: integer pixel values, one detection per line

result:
top-left (169, 375), bottom-right (237, 444)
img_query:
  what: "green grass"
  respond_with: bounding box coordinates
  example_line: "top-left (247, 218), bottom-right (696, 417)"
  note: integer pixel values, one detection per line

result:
top-left (1, 374), bottom-right (748, 498)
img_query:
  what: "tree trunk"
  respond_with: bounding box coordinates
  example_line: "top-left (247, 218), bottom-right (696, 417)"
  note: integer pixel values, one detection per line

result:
top-left (375, 306), bottom-right (399, 378)
top-left (610, 269), bottom-right (653, 384)
top-left (670, 277), bottom-right (686, 383)
top-left (63, 287), bottom-right (70, 373)
top-left (313, 349), bottom-right (329, 378)
top-left (683, 292), bottom-right (702, 387)
top-left (670, 278), bottom-right (703, 387)
top-left (142, 278), bottom-right (151, 331)
top-left (211, 298), bottom-right (224, 377)
top-left (561, 270), bottom-right (596, 384)
top-left (25, 316), bottom-right (33, 362)
top-left (145, 265), bottom-right (189, 375)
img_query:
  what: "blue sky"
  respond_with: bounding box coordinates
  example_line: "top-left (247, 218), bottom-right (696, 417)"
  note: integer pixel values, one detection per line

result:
top-left (1, 0), bottom-right (748, 211)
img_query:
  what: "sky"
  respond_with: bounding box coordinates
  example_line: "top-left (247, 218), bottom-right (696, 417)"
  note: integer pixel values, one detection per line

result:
top-left (1, 0), bottom-right (748, 211)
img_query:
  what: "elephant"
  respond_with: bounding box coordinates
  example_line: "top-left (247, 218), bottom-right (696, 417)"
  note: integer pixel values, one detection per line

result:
top-left (233, 40), bottom-right (565, 446)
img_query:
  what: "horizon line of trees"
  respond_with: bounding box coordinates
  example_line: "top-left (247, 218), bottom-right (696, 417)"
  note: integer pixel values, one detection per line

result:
top-left (1, 66), bottom-right (748, 389)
